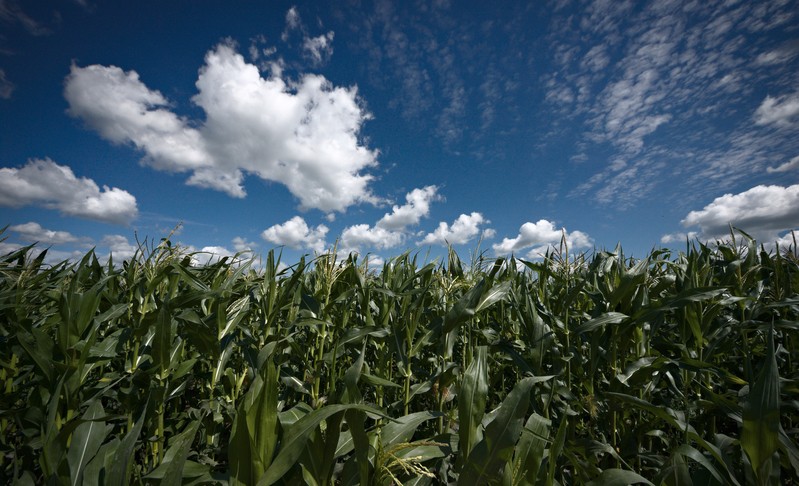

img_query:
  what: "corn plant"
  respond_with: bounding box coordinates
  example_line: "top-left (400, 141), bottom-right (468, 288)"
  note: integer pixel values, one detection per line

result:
top-left (1, 228), bottom-right (797, 485)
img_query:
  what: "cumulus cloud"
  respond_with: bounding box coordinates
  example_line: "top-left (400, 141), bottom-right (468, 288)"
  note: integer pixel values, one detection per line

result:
top-left (493, 219), bottom-right (592, 256)
top-left (377, 185), bottom-right (440, 230)
top-left (232, 236), bottom-right (256, 252)
top-left (0, 158), bottom-right (138, 224)
top-left (775, 231), bottom-right (798, 252)
top-left (0, 241), bottom-right (21, 256)
top-left (678, 184), bottom-right (799, 241)
top-left (64, 42), bottom-right (379, 213)
top-left (101, 234), bottom-right (139, 261)
top-left (338, 186), bottom-right (442, 253)
top-left (262, 216), bottom-right (329, 253)
top-left (9, 222), bottom-right (81, 245)
top-left (755, 92), bottom-right (799, 127)
top-left (341, 224), bottom-right (404, 251)
top-left (419, 212), bottom-right (490, 246)
top-left (191, 245), bottom-right (235, 266)
top-left (660, 231), bottom-right (699, 245)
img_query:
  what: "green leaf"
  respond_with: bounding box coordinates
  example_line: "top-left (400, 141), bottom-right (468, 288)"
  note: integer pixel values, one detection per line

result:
top-left (382, 411), bottom-right (443, 447)
top-left (443, 279), bottom-right (486, 334)
top-left (219, 294), bottom-right (250, 340)
top-left (460, 377), bottom-right (535, 485)
top-left (151, 304), bottom-right (173, 376)
top-left (107, 400), bottom-right (148, 486)
top-left (82, 437), bottom-right (119, 486)
top-left (475, 280), bottom-right (512, 313)
top-left (67, 400), bottom-right (107, 486)
top-left (458, 346), bottom-right (488, 462)
top-left (512, 413), bottom-right (550, 486)
top-left (144, 419), bottom-right (201, 484)
top-left (546, 414), bottom-right (568, 486)
top-left (742, 326), bottom-right (781, 478)
top-left (257, 404), bottom-right (388, 485)
top-left (574, 312), bottom-right (627, 334)
top-left (344, 343), bottom-right (371, 486)
top-left (230, 359), bottom-right (279, 485)
top-left (585, 468), bottom-right (655, 486)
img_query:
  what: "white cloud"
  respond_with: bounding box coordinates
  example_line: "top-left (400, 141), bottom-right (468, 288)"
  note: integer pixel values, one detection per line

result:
top-left (232, 236), bottom-right (256, 252)
top-left (545, 1), bottom-right (799, 210)
top-left (262, 216), bottom-right (328, 253)
top-left (303, 31), bottom-right (334, 65)
top-left (755, 47), bottom-right (799, 66)
top-left (0, 69), bottom-right (14, 99)
top-left (191, 245), bottom-right (234, 266)
top-left (775, 231), bottom-right (798, 252)
top-left (377, 185), bottom-right (440, 230)
top-left (767, 155), bottom-right (799, 173)
top-left (755, 92), bottom-right (799, 127)
top-left (660, 231), bottom-right (699, 244)
top-left (493, 219), bottom-right (592, 256)
top-left (9, 222), bottom-right (80, 245)
top-left (419, 212), bottom-right (490, 246)
top-left (64, 63), bottom-right (210, 174)
top-left (680, 184), bottom-right (799, 241)
top-left (0, 241), bottom-right (22, 256)
top-left (341, 224), bottom-right (404, 252)
top-left (64, 43), bottom-right (379, 213)
top-left (101, 234), bottom-right (138, 261)
top-left (338, 186), bottom-right (441, 253)
top-left (0, 158), bottom-right (138, 224)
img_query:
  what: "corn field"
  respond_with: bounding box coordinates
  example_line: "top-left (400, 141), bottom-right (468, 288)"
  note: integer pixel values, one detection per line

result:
top-left (1, 229), bottom-right (798, 485)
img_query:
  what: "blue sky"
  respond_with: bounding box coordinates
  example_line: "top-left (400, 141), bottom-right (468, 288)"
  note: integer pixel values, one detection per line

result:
top-left (1, 0), bottom-right (798, 266)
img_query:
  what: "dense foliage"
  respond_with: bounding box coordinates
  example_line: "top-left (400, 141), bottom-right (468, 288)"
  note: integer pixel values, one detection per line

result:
top-left (1, 230), bottom-right (798, 485)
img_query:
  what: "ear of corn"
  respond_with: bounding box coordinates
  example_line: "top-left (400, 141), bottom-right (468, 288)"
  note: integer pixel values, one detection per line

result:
top-left (1, 229), bottom-right (798, 484)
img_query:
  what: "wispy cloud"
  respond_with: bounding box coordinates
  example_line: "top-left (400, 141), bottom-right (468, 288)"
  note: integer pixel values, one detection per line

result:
top-left (0, 69), bottom-right (13, 99)
top-left (280, 6), bottom-right (335, 67)
top-left (0, 0), bottom-right (52, 36)
top-left (755, 91), bottom-right (799, 127)
top-left (342, 0), bottom-right (526, 150)
top-left (303, 32), bottom-right (335, 66)
top-left (544, 0), bottom-right (798, 209)
top-left (767, 155), bottom-right (799, 173)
